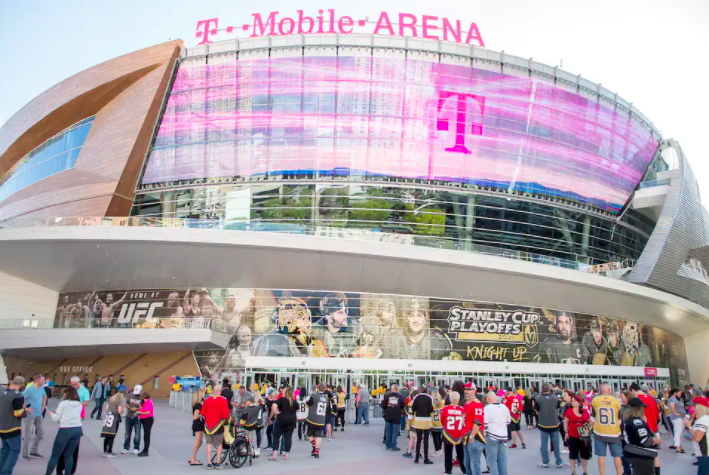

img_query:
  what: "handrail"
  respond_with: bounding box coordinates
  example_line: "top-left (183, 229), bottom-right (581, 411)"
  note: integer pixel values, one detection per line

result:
top-left (0, 216), bottom-right (632, 277)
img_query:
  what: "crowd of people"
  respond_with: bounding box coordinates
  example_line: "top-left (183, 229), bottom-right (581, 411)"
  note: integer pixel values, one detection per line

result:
top-left (0, 374), bottom-right (154, 475)
top-left (1, 375), bottom-right (708, 475)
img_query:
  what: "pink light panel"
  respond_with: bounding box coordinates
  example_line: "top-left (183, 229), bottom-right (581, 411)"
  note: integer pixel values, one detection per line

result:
top-left (142, 56), bottom-right (659, 213)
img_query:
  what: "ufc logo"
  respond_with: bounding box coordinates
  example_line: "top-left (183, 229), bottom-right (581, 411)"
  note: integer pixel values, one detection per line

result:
top-left (117, 302), bottom-right (164, 323)
top-left (437, 91), bottom-right (485, 154)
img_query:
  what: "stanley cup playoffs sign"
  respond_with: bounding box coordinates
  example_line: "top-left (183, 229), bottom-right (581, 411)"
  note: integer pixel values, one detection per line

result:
top-left (53, 288), bottom-right (690, 385)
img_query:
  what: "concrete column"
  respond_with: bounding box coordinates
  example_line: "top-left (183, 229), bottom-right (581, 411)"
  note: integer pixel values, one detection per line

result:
top-left (684, 329), bottom-right (709, 388)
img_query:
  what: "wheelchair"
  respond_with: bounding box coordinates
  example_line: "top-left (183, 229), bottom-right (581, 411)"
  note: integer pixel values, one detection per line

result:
top-left (211, 424), bottom-right (252, 468)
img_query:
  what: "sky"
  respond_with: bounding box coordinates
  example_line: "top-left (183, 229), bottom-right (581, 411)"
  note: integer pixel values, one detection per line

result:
top-left (0, 0), bottom-right (707, 201)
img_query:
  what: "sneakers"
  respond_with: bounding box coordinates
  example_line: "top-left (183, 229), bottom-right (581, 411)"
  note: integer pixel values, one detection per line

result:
top-left (538, 463), bottom-right (549, 468)
top-left (556, 462), bottom-right (565, 468)
top-left (522, 443), bottom-right (527, 449)
top-left (28, 453), bottom-right (43, 458)
top-left (254, 449), bottom-right (260, 458)
top-left (20, 456), bottom-right (30, 462)
top-left (402, 452), bottom-right (413, 458)
top-left (391, 447), bottom-right (401, 451)
top-left (131, 449), bottom-right (140, 455)
top-left (121, 449), bottom-right (130, 454)
top-left (328, 437), bottom-right (333, 441)
top-left (509, 444), bottom-right (518, 449)
top-left (213, 463), bottom-right (223, 469)
top-left (106, 453), bottom-right (117, 458)
top-left (341, 428), bottom-right (345, 432)
top-left (424, 459), bottom-right (434, 465)
top-left (561, 449), bottom-right (569, 453)
top-left (137, 452), bottom-right (149, 457)
top-left (453, 459), bottom-right (460, 466)
top-left (206, 464), bottom-right (214, 470)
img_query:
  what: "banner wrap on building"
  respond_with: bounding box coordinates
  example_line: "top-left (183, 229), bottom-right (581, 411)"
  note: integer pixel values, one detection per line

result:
top-left (53, 288), bottom-right (689, 384)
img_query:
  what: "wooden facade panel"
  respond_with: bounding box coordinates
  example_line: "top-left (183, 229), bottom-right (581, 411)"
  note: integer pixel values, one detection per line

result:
top-left (0, 40), bottom-right (183, 224)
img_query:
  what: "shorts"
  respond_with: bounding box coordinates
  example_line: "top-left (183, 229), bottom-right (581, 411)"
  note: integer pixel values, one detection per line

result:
top-left (508, 420), bottom-right (521, 432)
top-left (568, 437), bottom-right (591, 460)
top-left (594, 438), bottom-right (622, 458)
top-left (325, 414), bottom-right (333, 425)
top-left (307, 424), bottom-right (323, 438)
top-left (205, 432), bottom-right (224, 445)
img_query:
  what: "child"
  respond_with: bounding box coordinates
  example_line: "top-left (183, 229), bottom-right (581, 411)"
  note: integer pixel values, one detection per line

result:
top-left (240, 394), bottom-right (265, 458)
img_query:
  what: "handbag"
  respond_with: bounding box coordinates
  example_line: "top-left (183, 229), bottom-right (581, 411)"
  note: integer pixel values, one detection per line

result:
top-left (578, 422), bottom-right (592, 445)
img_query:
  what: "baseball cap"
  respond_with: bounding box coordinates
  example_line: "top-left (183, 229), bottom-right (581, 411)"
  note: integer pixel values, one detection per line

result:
top-left (627, 397), bottom-right (647, 408)
top-left (629, 383), bottom-right (641, 392)
top-left (118, 387), bottom-right (127, 395)
top-left (640, 384), bottom-right (650, 392)
top-left (693, 396), bottom-right (709, 408)
top-left (133, 384), bottom-right (143, 395)
top-left (463, 382), bottom-right (476, 390)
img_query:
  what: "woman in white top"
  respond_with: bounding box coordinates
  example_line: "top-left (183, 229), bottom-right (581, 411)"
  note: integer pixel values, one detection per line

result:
top-left (44, 387), bottom-right (83, 475)
top-left (296, 387), bottom-right (309, 441)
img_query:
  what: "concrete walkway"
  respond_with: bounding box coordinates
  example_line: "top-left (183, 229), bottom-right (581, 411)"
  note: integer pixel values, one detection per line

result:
top-left (12, 399), bottom-right (699, 474)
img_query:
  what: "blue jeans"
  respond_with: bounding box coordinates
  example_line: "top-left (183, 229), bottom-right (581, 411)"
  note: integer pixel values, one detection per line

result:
top-left (0, 435), bottom-right (20, 475)
top-left (385, 422), bottom-right (398, 449)
top-left (465, 439), bottom-right (485, 475)
top-left (540, 429), bottom-right (562, 466)
top-left (485, 438), bottom-right (507, 475)
top-left (123, 417), bottom-right (141, 451)
top-left (45, 427), bottom-right (82, 475)
top-left (357, 403), bottom-right (369, 424)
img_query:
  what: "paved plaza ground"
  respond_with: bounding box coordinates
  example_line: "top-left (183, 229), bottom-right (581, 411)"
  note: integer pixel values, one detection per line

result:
top-left (11, 398), bottom-right (699, 475)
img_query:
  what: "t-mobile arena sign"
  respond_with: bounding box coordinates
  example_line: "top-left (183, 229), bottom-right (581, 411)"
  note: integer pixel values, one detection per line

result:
top-left (196, 10), bottom-right (484, 47)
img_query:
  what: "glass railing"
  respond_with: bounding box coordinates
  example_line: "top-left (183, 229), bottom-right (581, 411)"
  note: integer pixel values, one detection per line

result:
top-left (638, 178), bottom-right (671, 189)
top-left (0, 216), bottom-right (633, 276)
top-left (0, 317), bottom-right (221, 331)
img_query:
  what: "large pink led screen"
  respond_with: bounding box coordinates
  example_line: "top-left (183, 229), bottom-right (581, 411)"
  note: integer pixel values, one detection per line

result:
top-left (141, 56), bottom-right (659, 213)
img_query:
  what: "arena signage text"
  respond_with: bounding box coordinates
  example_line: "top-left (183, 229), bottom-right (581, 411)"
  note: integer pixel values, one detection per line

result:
top-left (196, 11), bottom-right (484, 47)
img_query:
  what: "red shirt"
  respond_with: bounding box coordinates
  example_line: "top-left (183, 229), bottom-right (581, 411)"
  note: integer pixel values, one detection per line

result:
top-left (201, 395), bottom-right (231, 434)
top-left (463, 399), bottom-right (485, 443)
top-left (505, 396), bottom-right (521, 422)
top-left (441, 404), bottom-right (466, 444)
top-left (638, 393), bottom-right (659, 432)
top-left (565, 407), bottom-right (590, 439)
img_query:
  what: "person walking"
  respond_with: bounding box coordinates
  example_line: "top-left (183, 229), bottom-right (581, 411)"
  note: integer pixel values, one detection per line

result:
top-left (441, 391), bottom-right (466, 474)
top-left (90, 377), bottom-right (108, 419)
top-left (357, 385), bottom-right (370, 426)
top-left (121, 384), bottom-right (142, 455)
top-left (269, 387), bottom-right (297, 461)
top-left (591, 383), bottom-right (623, 475)
top-left (334, 386), bottom-right (347, 432)
top-left (240, 394), bottom-right (265, 458)
top-left (684, 396), bottom-right (709, 472)
top-left (296, 387), bottom-right (309, 440)
top-left (305, 383), bottom-right (327, 459)
top-left (484, 391), bottom-right (511, 475)
top-left (463, 382), bottom-right (485, 475)
top-left (381, 384), bottom-right (405, 452)
top-left (505, 389), bottom-right (525, 449)
top-left (564, 393), bottom-right (591, 475)
top-left (100, 390), bottom-right (125, 457)
top-left (668, 387), bottom-right (688, 454)
top-left (523, 389), bottom-right (535, 430)
top-left (535, 383), bottom-right (564, 468)
top-left (44, 387), bottom-right (83, 475)
top-left (0, 376), bottom-right (28, 475)
top-left (431, 389), bottom-right (444, 458)
top-left (623, 397), bottom-right (660, 475)
top-left (188, 388), bottom-right (205, 466)
top-left (137, 391), bottom-right (154, 457)
top-left (411, 385), bottom-right (434, 464)
top-left (20, 374), bottom-right (46, 461)
top-left (201, 385), bottom-right (230, 470)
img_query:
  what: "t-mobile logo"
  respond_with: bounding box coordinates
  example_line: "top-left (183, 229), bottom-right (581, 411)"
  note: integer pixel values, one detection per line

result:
top-left (437, 91), bottom-right (485, 154)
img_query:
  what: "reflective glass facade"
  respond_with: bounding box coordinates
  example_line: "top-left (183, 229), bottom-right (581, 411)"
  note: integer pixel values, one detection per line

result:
top-left (0, 116), bottom-right (95, 203)
top-left (140, 55), bottom-right (659, 214)
top-left (131, 183), bottom-right (652, 265)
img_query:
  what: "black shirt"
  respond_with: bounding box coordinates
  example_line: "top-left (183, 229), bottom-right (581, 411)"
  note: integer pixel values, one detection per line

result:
top-left (222, 388), bottom-right (234, 406)
top-left (192, 402), bottom-right (205, 432)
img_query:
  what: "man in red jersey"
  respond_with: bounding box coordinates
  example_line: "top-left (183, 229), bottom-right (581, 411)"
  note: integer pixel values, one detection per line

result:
top-left (441, 391), bottom-right (467, 474)
top-left (631, 382), bottom-right (662, 475)
top-left (201, 385), bottom-right (231, 470)
top-left (463, 382), bottom-right (486, 475)
top-left (505, 388), bottom-right (526, 449)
